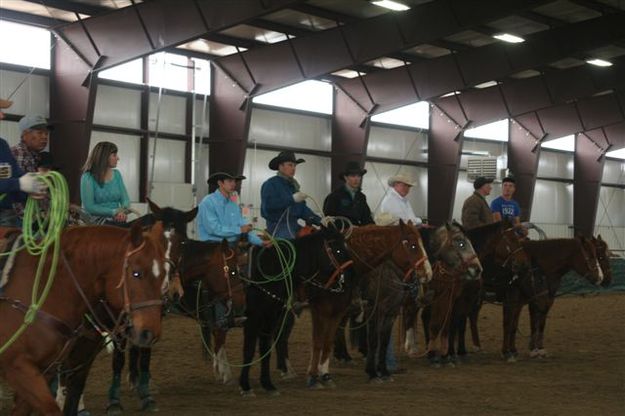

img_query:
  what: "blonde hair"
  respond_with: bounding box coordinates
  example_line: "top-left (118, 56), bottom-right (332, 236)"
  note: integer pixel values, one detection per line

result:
top-left (83, 141), bottom-right (118, 184)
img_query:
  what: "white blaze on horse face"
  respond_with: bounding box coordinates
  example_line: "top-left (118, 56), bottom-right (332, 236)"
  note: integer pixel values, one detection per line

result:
top-left (596, 259), bottom-right (604, 284)
top-left (418, 238), bottom-right (433, 281)
top-left (152, 259), bottom-right (161, 280)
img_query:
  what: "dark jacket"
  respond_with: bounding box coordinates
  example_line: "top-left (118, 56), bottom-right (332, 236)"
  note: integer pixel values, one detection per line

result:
top-left (323, 186), bottom-right (374, 226)
top-left (0, 138), bottom-right (25, 209)
top-left (461, 191), bottom-right (494, 230)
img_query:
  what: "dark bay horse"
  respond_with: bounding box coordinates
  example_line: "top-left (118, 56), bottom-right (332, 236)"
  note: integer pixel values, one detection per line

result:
top-left (416, 223), bottom-right (482, 365)
top-left (0, 222), bottom-right (168, 415)
top-left (239, 225), bottom-right (354, 396)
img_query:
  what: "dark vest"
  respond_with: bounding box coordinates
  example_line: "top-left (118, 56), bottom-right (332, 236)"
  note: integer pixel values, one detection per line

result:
top-left (323, 186), bottom-right (374, 226)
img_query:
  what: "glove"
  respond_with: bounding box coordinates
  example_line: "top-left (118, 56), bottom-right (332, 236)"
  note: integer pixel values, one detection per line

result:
top-left (19, 173), bottom-right (47, 194)
top-left (292, 191), bottom-right (308, 203)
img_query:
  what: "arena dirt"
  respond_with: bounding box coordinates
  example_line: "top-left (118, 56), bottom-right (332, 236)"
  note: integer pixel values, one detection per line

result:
top-left (1, 293), bottom-right (624, 416)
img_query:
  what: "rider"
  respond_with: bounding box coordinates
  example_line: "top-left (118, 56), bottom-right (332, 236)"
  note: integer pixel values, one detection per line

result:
top-left (323, 161), bottom-right (374, 226)
top-left (260, 151), bottom-right (321, 239)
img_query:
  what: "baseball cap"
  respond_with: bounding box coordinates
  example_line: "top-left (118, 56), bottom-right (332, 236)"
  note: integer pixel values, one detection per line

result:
top-left (18, 115), bottom-right (53, 132)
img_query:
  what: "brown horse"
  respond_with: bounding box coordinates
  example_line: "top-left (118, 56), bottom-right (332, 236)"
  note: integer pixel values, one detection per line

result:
top-left (0, 222), bottom-right (167, 416)
top-left (524, 236), bottom-right (604, 359)
top-left (305, 220), bottom-right (432, 386)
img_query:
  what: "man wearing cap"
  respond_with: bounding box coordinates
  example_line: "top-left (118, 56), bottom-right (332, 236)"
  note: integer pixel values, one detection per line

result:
top-left (461, 176), bottom-right (494, 230)
top-left (491, 176), bottom-right (522, 225)
top-left (198, 172), bottom-right (269, 247)
top-left (378, 173), bottom-right (423, 226)
top-left (261, 151), bottom-right (321, 239)
top-left (323, 161), bottom-right (373, 226)
top-left (0, 100), bottom-right (47, 227)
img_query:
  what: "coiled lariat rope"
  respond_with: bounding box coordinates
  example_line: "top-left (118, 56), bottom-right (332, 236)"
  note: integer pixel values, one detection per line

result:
top-left (0, 171), bottom-right (69, 355)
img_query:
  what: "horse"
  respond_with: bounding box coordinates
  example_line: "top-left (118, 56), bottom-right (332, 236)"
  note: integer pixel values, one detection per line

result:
top-left (239, 225), bottom-right (354, 396)
top-left (591, 235), bottom-right (612, 287)
top-left (417, 223), bottom-right (483, 365)
top-left (58, 201), bottom-right (196, 415)
top-left (0, 221), bottom-right (168, 416)
top-left (523, 236), bottom-right (604, 359)
top-left (275, 220), bottom-right (432, 384)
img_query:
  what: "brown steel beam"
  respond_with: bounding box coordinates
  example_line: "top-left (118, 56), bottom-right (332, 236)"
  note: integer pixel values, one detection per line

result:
top-left (22, 0), bottom-right (110, 16)
top-left (427, 105), bottom-right (468, 226)
top-left (215, 0), bottom-right (551, 96)
top-left (508, 118), bottom-right (542, 221)
top-left (574, 132), bottom-right (607, 237)
top-left (208, 64), bottom-right (252, 192)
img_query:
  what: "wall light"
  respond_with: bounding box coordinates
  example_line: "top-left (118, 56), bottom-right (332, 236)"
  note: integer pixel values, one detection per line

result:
top-left (586, 58), bottom-right (613, 67)
top-left (493, 33), bottom-right (525, 43)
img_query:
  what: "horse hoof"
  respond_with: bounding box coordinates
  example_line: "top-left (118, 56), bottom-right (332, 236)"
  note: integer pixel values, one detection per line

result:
top-left (380, 375), bottom-right (394, 383)
top-left (140, 397), bottom-right (158, 412)
top-left (106, 401), bottom-right (123, 416)
top-left (78, 410), bottom-right (92, 416)
top-left (445, 361), bottom-right (456, 368)
top-left (506, 355), bottom-right (517, 363)
top-left (368, 377), bottom-right (384, 384)
top-left (265, 389), bottom-right (281, 397)
top-left (320, 377), bottom-right (336, 389)
top-left (240, 389), bottom-right (256, 398)
top-left (280, 371), bottom-right (298, 380)
top-left (529, 349), bottom-right (540, 359)
top-left (472, 345), bottom-right (482, 353)
top-left (307, 377), bottom-right (325, 390)
top-left (537, 349), bottom-right (548, 358)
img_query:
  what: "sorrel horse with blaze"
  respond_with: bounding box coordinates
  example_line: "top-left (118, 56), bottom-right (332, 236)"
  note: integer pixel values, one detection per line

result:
top-left (0, 222), bottom-right (168, 416)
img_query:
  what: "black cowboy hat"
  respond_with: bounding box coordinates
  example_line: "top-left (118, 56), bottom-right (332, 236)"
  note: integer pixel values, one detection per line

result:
top-left (473, 176), bottom-right (494, 190)
top-left (339, 161), bottom-right (367, 180)
top-left (268, 151), bottom-right (305, 170)
top-left (207, 172), bottom-right (246, 185)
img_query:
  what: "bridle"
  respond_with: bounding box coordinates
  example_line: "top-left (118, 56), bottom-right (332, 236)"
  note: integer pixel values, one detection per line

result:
top-left (432, 228), bottom-right (479, 277)
top-left (321, 239), bottom-right (354, 290)
top-left (498, 228), bottom-right (528, 271)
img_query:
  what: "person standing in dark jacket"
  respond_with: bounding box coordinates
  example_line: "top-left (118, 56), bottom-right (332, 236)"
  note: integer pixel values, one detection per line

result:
top-left (323, 161), bottom-right (373, 226)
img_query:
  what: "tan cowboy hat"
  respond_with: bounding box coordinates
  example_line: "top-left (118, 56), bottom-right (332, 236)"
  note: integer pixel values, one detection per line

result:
top-left (0, 99), bottom-right (13, 109)
top-left (387, 173), bottom-right (416, 187)
top-left (374, 212), bottom-right (398, 226)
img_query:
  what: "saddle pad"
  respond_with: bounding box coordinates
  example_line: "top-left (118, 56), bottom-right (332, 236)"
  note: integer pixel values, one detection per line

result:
top-left (0, 229), bottom-right (23, 290)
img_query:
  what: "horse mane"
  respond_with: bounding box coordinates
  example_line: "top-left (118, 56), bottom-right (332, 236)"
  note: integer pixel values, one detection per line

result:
top-left (465, 221), bottom-right (505, 253)
top-left (348, 225), bottom-right (400, 260)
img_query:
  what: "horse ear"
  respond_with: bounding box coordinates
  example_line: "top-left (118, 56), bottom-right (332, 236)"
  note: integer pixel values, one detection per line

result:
top-left (597, 234), bottom-right (603, 241)
top-left (398, 219), bottom-right (406, 230)
top-left (147, 198), bottom-right (162, 218)
top-left (186, 206), bottom-right (199, 223)
top-left (129, 220), bottom-right (145, 248)
top-left (445, 222), bottom-right (452, 231)
top-left (150, 220), bottom-right (164, 241)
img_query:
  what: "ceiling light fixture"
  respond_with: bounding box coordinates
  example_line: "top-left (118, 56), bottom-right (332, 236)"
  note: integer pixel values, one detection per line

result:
top-left (586, 58), bottom-right (613, 67)
top-left (493, 33), bottom-right (525, 43)
top-left (371, 1), bottom-right (410, 11)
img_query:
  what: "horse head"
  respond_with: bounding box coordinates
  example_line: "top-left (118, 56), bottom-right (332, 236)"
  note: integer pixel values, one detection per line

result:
top-left (112, 220), bottom-right (168, 348)
top-left (571, 235), bottom-right (604, 286)
top-left (311, 224), bottom-right (354, 289)
top-left (394, 220), bottom-right (432, 283)
top-left (431, 222), bottom-right (482, 280)
top-left (492, 220), bottom-right (531, 274)
top-left (592, 234), bottom-right (612, 287)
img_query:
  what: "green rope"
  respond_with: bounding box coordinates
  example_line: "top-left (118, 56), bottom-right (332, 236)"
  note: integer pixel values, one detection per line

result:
top-left (0, 171), bottom-right (69, 355)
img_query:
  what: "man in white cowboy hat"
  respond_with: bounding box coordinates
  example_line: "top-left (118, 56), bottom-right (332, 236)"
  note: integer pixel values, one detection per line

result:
top-left (461, 176), bottom-right (495, 230)
top-left (378, 172), bottom-right (423, 226)
top-left (261, 150), bottom-right (321, 239)
top-left (0, 99), bottom-right (47, 227)
top-left (323, 161), bottom-right (373, 226)
top-left (199, 171), bottom-right (270, 247)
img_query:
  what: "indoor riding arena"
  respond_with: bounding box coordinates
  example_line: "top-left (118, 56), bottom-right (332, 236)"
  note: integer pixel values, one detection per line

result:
top-left (0, 1), bottom-right (624, 416)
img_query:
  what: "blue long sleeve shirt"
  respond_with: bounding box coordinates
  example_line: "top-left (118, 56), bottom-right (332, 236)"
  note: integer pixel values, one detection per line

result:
top-left (80, 170), bottom-right (130, 217)
top-left (198, 190), bottom-right (264, 246)
top-left (260, 175), bottom-right (320, 239)
top-left (0, 137), bottom-right (25, 209)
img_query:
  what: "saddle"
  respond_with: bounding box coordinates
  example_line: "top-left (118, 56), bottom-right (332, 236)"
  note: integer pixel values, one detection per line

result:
top-left (0, 227), bottom-right (23, 289)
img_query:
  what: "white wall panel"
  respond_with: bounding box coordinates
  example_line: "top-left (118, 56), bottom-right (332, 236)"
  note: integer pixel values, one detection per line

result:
top-left (249, 108), bottom-right (331, 151)
top-left (537, 150), bottom-right (574, 179)
top-left (530, 180), bottom-right (573, 224)
top-left (240, 149), bottom-right (330, 229)
top-left (147, 137), bottom-right (186, 184)
top-left (193, 98), bottom-right (210, 138)
top-left (460, 140), bottom-right (507, 169)
top-left (0, 120), bottom-right (20, 147)
top-left (0, 70), bottom-right (49, 117)
top-left (367, 126), bottom-right (427, 162)
top-left (89, 131), bottom-right (140, 202)
top-left (593, 225), bottom-right (625, 254)
top-left (596, 187), bottom-right (625, 227)
top-left (452, 171), bottom-right (485, 223)
top-left (530, 223), bottom-right (573, 239)
top-left (149, 93), bottom-right (186, 134)
top-left (363, 162), bottom-right (427, 219)
top-left (94, 85), bottom-right (141, 129)
top-left (602, 160), bottom-right (625, 184)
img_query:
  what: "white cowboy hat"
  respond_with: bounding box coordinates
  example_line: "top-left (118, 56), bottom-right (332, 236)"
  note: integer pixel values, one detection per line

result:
top-left (387, 173), bottom-right (416, 187)
top-left (374, 212), bottom-right (398, 226)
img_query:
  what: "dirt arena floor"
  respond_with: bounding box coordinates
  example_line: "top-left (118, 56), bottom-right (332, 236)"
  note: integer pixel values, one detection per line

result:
top-left (1, 293), bottom-right (624, 416)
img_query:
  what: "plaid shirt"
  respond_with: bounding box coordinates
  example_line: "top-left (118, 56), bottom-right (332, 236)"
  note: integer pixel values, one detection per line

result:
top-left (11, 141), bottom-right (44, 217)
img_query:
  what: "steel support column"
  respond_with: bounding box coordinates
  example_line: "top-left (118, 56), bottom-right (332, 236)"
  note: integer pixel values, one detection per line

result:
top-left (208, 64), bottom-right (252, 192)
top-left (428, 105), bottom-right (466, 226)
top-left (331, 89), bottom-right (370, 191)
top-left (508, 118), bottom-right (542, 221)
top-left (574, 133), bottom-right (606, 236)
top-left (50, 37), bottom-right (97, 203)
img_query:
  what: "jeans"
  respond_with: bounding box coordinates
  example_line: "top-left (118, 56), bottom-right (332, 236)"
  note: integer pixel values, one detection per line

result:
top-left (386, 335), bottom-right (397, 371)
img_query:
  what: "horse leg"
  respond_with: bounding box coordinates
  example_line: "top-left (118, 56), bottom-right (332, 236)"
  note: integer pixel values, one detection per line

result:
top-left (333, 315), bottom-right (351, 363)
top-left (319, 315), bottom-right (343, 388)
top-left (239, 316), bottom-right (258, 396)
top-left (529, 297), bottom-right (553, 358)
top-left (402, 304), bottom-right (419, 357)
top-left (259, 329), bottom-right (278, 395)
top-left (62, 333), bottom-right (102, 416)
top-left (276, 311), bottom-right (297, 379)
top-left (469, 299), bottom-right (482, 352)
top-left (365, 315), bottom-right (379, 381)
top-left (508, 302), bottom-right (524, 360)
top-left (128, 346), bottom-right (139, 389)
top-left (502, 300), bottom-right (516, 362)
top-left (421, 305), bottom-right (431, 346)
top-left (107, 341), bottom-right (126, 413)
top-left (135, 347), bottom-right (157, 411)
top-left (213, 329), bottom-right (233, 385)
top-left (378, 316), bottom-right (397, 380)
top-left (5, 358), bottom-right (61, 416)
top-left (307, 306), bottom-right (325, 390)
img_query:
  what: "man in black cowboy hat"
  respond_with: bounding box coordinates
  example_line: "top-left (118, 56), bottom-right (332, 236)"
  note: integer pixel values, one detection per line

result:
top-left (199, 171), bottom-right (269, 247)
top-left (323, 161), bottom-right (373, 226)
top-left (261, 150), bottom-right (321, 238)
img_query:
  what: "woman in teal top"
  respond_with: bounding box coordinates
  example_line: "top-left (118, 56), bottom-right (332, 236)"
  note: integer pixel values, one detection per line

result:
top-left (80, 141), bottom-right (130, 225)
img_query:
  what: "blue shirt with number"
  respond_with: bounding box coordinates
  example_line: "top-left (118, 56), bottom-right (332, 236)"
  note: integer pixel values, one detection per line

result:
top-left (490, 196), bottom-right (520, 220)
